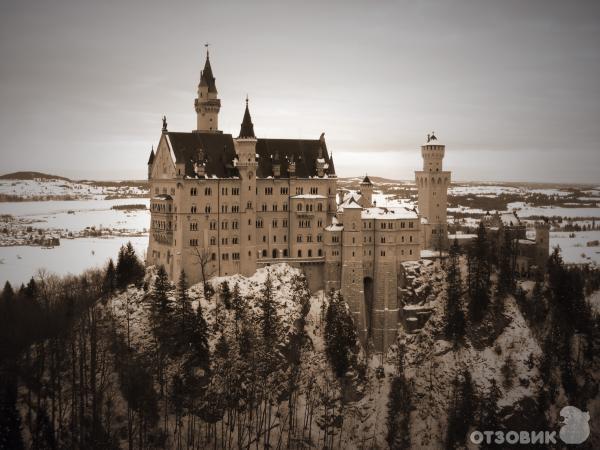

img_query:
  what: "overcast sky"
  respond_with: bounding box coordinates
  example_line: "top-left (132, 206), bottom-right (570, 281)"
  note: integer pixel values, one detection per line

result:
top-left (0, 0), bottom-right (598, 183)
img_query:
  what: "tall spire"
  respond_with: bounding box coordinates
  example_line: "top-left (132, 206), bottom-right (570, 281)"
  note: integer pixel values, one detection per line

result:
top-left (238, 96), bottom-right (256, 139)
top-left (200, 46), bottom-right (217, 93)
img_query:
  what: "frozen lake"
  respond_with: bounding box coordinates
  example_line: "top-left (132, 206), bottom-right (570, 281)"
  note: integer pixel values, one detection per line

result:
top-left (0, 198), bottom-right (150, 232)
top-left (0, 236), bottom-right (148, 286)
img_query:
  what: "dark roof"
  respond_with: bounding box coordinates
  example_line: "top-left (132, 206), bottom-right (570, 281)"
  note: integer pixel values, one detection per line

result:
top-left (238, 100), bottom-right (255, 138)
top-left (256, 138), bottom-right (334, 178)
top-left (200, 54), bottom-right (217, 93)
top-left (165, 132), bottom-right (336, 179)
top-left (166, 132), bottom-right (239, 178)
top-left (147, 148), bottom-right (155, 165)
top-left (361, 175), bottom-right (372, 184)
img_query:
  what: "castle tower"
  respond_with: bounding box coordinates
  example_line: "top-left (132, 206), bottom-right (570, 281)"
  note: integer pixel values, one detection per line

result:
top-left (359, 175), bottom-right (373, 207)
top-left (415, 132), bottom-right (451, 249)
top-left (194, 50), bottom-right (221, 133)
top-left (234, 98), bottom-right (258, 276)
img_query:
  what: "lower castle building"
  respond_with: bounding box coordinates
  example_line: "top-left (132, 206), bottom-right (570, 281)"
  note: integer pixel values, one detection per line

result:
top-left (146, 51), bottom-right (451, 350)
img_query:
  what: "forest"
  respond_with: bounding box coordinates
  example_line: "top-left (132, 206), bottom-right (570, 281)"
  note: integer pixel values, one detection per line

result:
top-left (1, 227), bottom-right (599, 449)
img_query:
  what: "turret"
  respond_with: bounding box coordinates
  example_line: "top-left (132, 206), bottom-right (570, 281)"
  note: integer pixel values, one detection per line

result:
top-left (359, 175), bottom-right (373, 207)
top-left (233, 97), bottom-right (258, 276)
top-left (415, 132), bottom-right (451, 249)
top-left (194, 49), bottom-right (221, 133)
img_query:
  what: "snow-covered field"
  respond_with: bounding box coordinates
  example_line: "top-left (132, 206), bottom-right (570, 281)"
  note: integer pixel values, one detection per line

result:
top-left (0, 178), bottom-right (146, 199)
top-left (0, 198), bottom-right (150, 233)
top-left (0, 236), bottom-right (148, 286)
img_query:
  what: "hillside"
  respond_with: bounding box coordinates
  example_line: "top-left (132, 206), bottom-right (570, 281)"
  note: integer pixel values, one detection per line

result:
top-left (0, 171), bottom-right (71, 181)
top-left (0, 248), bottom-right (600, 450)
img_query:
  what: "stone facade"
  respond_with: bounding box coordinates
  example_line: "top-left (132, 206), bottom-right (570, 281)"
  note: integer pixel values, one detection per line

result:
top-left (146, 52), bottom-right (452, 351)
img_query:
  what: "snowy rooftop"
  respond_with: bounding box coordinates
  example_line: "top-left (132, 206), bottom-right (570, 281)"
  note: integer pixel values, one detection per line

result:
top-left (361, 207), bottom-right (417, 220)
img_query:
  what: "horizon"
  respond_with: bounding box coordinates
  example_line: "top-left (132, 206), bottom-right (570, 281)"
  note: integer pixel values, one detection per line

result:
top-left (1, 0), bottom-right (599, 183)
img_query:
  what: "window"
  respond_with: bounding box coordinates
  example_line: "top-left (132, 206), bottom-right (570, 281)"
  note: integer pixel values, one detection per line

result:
top-left (232, 221), bottom-right (239, 229)
top-left (283, 219), bottom-right (288, 227)
top-left (232, 252), bottom-right (240, 260)
top-left (296, 235), bottom-right (302, 242)
top-left (272, 204), bottom-right (278, 211)
top-left (297, 203), bottom-right (303, 211)
top-left (232, 205), bottom-right (239, 212)
top-left (409, 235), bottom-right (413, 242)
top-left (209, 221), bottom-right (217, 230)
top-left (283, 249), bottom-right (288, 257)
top-left (190, 239), bottom-right (198, 246)
top-left (381, 250), bottom-right (386, 256)
top-left (409, 221), bottom-right (414, 229)
top-left (308, 249), bottom-right (313, 257)
top-left (204, 205), bottom-right (210, 213)
top-left (307, 235), bottom-right (313, 242)
top-left (401, 222), bottom-right (406, 229)
top-left (221, 221), bottom-right (228, 230)
top-left (221, 187), bottom-right (228, 195)
top-left (318, 249), bottom-right (322, 256)
top-left (272, 249), bottom-right (278, 258)
top-left (318, 219), bottom-right (323, 227)
top-left (204, 187), bottom-right (212, 195)
top-left (191, 205), bottom-right (197, 213)
top-left (221, 205), bottom-right (228, 213)
top-left (317, 234), bottom-right (323, 242)
top-left (221, 238), bottom-right (228, 245)
top-left (272, 219), bottom-right (278, 228)
top-left (265, 187), bottom-right (273, 195)
top-left (298, 250), bottom-right (302, 257)
top-left (280, 187), bottom-right (289, 195)
top-left (232, 237), bottom-right (239, 244)
top-left (190, 223), bottom-right (198, 231)
top-left (246, 201), bottom-right (253, 209)
top-left (190, 187), bottom-right (197, 196)
top-left (317, 203), bottom-right (323, 212)
top-left (283, 203), bottom-right (288, 211)
top-left (296, 187), bottom-right (303, 195)
top-left (232, 187), bottom-right (240, 195)
top-left (261, 204), bottom-right (267, 212)
top-left (222, 253), bottom-right (229, 261)
top-left (210, 237), bottom-right (216, 245)
top-left (256, 219), bottom-right (263, 228)
top-left (310, 187), bottom-right (318, 194)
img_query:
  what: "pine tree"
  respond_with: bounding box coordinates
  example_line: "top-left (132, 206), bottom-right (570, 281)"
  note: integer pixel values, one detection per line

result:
top-left (102, 258), bottom-right (117, 295)
top-left (446, 371), bottom-right (476, 449)
top-left (186, 302), bottom-right (210, 371)
top-left (231, 282), bottom-right (244, 336)
top-left (2, 281), bottom-right (14, 302)
top-left (386, 374), bottom-right (412, 449)
top-left (0, 373), bottom-right (24, 450)
top-left (444, 239), bottom-right (465, 344)
top-left (116, 242), bottom-right (145, 289)
top-left (150, 265), bottom-right (172, 344)
top-left (479, 378), bottom-right (501, 442)
top-left (467, 223), bottom-right (491, 322)
top-left (258, 274), bottom-right (279, 345)
top-left (325, 290), bottom-right (358, 378)
top-left (176, 270), bottom-right (190, 338)
top-left (220, 280), bottom-right (232, 309)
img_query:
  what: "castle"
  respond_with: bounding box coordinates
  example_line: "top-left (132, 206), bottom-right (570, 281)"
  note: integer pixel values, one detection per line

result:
top-left (146, 51), bottom-right (450, 350)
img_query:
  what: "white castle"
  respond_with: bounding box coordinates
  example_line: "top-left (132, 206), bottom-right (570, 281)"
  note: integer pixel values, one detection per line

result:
top-left (146, 50), bottom-right (450, 350)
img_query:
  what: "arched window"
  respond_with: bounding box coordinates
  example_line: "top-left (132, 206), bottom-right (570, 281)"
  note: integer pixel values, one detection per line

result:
top-left (283, 249), bottom-right (288, 257)
top-left (297, 203), bottom-right (303, 211)
top-left (272, 249), bottom-right (278, 258)
top-left (297, 250), bottom-right (302, 258)
top-left (308, 249), bottom-right (312, 257)
top-left (262, 249), bottom-right (267, 257)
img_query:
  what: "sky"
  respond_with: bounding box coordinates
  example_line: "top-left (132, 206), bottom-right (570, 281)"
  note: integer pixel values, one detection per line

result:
top-left (0, 0), bottom-right (598, 183)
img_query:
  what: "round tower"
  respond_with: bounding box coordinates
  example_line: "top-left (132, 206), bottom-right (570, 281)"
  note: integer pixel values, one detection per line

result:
top-left (415, 132), bottom-right (451, 250)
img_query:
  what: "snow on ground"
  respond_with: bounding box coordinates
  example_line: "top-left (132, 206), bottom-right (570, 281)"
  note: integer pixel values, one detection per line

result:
top-left (507, 202), bottom-right (600, 218)
top-left (0, 178), bottom-right (146, 199)
top-left (0, 198), bottom-right (149, 232)
top-left (0, 236), bottom-right (148, 286)
top-left (550, 231), bottom-right (600, 265)
top-left (589, 290), bottom-right (600, 317)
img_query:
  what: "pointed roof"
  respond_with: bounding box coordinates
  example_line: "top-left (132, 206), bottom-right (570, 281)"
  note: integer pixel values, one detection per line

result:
top-left (147, 146), bottom-right (155, 165)
top-left (238, 97), bottom-right (256, 139)
top-left (200, 52), bottom-right (217, 93)
top-left (328, 152), bottom-right (336, 176)
top-left (361, 174), bottom-right (372, 185)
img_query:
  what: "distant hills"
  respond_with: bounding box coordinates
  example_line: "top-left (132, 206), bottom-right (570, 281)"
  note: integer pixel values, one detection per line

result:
top-left (0, 171), bottom-right (72, 181)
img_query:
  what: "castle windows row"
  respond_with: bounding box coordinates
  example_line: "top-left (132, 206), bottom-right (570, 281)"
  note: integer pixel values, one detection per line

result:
top-left (362, 221), bottom-right (415, 229)
top-left (190, 187), bottom-right (241, 196)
